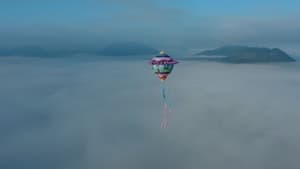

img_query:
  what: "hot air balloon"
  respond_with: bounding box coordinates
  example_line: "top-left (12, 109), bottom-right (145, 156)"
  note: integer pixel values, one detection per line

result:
top-left (150, 50), bottom-right (178, 81)
top-left (149, 51), bottom-right (178, 128)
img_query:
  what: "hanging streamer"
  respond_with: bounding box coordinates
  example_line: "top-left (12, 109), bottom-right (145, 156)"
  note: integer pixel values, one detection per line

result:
top-left (160, 82), bottom-right (171, 128)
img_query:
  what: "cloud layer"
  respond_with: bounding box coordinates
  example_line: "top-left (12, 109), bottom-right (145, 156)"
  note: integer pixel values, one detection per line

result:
top-left (1, 57), bottom-right (300, 169)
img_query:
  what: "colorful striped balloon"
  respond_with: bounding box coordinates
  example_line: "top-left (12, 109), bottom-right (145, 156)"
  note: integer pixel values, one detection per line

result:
top-left (149, 51), bottom-right (178, 81)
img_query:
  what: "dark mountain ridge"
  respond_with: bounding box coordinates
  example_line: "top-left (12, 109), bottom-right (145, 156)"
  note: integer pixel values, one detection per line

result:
top-left (0, 42), bottom-right (158, 58)
top-left (194, 46), bottom-right (296, 63)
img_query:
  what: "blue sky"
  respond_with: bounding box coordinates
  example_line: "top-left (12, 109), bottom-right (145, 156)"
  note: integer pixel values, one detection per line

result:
top-left (163, 0), bottom-right (300, 15)
top-left (2, 0), bottom-right (299, 20)
top-left (0, 0), bottom-right (299, 53)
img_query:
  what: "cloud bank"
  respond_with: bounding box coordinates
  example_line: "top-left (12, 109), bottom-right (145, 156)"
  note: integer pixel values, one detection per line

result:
top-left (1, 58), bottom-right (300, 169)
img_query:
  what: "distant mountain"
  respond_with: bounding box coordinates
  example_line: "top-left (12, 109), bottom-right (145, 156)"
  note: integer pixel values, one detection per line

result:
top-left (194, 46), bottom-right (296, 63)
top-left (98, 42), bottom-right (158, 56)
top-left (0, 42), bottom-right (158, 58)
top-left (0, 46), bottom-right (51, 57)
top-left (0, 46), bottom-right (81, 57)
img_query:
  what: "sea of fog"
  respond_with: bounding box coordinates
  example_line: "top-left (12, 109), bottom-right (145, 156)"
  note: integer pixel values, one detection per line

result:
top-left (1, 57), bottom-right (300, 169)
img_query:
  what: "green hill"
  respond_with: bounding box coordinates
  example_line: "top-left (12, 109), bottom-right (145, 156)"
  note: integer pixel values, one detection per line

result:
top-left (195, 46), bottom-right (296, 63)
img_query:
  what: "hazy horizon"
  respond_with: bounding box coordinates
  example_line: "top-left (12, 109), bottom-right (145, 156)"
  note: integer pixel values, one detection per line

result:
top-left (1, 0), bottom-right (300, 55)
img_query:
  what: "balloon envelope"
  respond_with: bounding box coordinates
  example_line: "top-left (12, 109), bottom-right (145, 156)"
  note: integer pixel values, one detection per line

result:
top-left (149, 51), bottom-right (178, 81)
